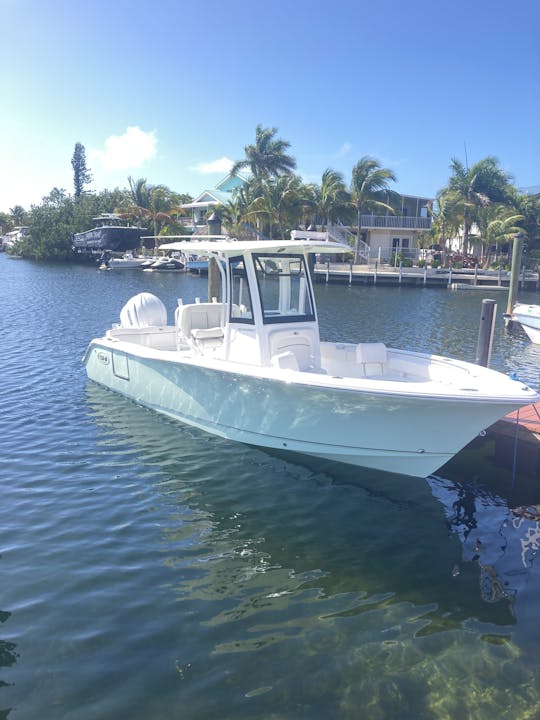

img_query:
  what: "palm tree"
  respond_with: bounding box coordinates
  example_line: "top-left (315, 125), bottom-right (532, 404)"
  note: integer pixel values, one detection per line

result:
top-left (127, 177), bottom-right (151, 209)
top-left (231, 125), bottom-right (296, 182)
top-left (509, 189), bottom-right (540, 245)
top-left (441, 156), bottom-right (513, 253)
top-left (121, 178), bottom-right (181, 238)
top-left (246, 175), bottom-right (313, 239)
top-left (309, 169), bottom-right (352, 228)
top-left (9, 205), bottom-right (26, 225)
top-left (219, 186), bottom-right (254, 238)
top-left (350, 157), bottom-right (398, 263)
top-left (483, 207), bottom-right (525, 265)
top-left (428, 190), bottom-right (472, 251)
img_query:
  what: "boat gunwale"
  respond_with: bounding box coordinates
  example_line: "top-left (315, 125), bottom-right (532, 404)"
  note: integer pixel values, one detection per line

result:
top-left (84, 336), bottom-right (538, 406)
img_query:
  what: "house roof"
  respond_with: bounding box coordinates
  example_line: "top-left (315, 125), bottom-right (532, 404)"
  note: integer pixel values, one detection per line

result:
top-left (215, 171), bottom-right (250, 192)
top-left (181, 189), bottom-right (231, 209)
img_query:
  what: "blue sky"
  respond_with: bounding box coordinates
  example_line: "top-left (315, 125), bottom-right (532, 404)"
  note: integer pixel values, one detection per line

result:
top-left (1, 0), bottom-right (539, 212)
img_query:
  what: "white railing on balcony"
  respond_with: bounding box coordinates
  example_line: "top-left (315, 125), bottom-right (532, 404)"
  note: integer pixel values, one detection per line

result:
top-left (360, 215), bottom-right (431, 230)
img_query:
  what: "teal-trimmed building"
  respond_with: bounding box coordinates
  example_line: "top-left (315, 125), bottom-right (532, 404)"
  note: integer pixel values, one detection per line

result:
top-left (181, 172), bottom-right (249, 228)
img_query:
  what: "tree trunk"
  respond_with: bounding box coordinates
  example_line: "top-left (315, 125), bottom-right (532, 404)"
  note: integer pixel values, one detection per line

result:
top-left (354, 205), bottom-right (362, 264)
top-left (463, 219), bottom-right (470, 255)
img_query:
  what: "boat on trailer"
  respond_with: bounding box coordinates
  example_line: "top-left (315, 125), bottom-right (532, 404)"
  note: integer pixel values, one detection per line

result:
top-left (83, 239), bottom-right (539, 478)
top-left (72, 214), bottom-right (145, 253)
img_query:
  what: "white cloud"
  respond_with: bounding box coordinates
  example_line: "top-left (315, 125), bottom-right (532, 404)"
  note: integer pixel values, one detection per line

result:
top-left (191, 156), bottom-right (234, 174)
top-left (91, 127), bottom-right (157, 171)
top-left (336, 142), bottom-right (352, 158)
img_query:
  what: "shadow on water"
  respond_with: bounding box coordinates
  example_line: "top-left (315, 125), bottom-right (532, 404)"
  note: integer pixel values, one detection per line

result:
top-left (78, 382), bottom-right (540, 718)
top-left (0, 610), bottom-right (16, 720)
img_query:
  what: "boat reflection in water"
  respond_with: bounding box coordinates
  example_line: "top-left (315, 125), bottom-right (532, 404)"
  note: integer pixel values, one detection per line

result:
top-left (82, 380), bottom-right (540, 715)
top-left (433, 439), bottom-right (540, 653)
top-left (85, 381), bottom-right (540, 623)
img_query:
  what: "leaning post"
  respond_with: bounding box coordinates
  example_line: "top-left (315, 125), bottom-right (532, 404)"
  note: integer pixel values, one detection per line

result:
top-left (475, 298), bottom-right (497, 367)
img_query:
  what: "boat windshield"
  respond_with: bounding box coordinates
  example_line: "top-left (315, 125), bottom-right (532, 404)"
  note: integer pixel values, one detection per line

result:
top-left (229, 256), bottom-right (254, 323)
top-left (252, 253), bottom-right (315, 324)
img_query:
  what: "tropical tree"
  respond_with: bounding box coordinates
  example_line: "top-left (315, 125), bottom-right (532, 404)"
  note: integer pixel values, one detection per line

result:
top-left (127, 176), bottom-right (151, 209)
top-left (308, 168), bottom-right (352, 228)
top-left (426, 193), bottom-right (463, 249)
top-left (231, 125), bottom-right (296, 182)
top-left (0, 212), bottom-right (11, 234)
top-left (20, 188), bottom-right (74, 260)
top-left (71, 142), bottom-right (93, 198)
top-left (245, 175), bottom-right (313, 239)
top-left (9, 205), bottom-right (27, 225)
top-left (509, 189), bottom-right (540, 246)
top-left (350, 156), bottom-right (398, 263)
top-left (120, 177), bottom-right (182, 238)
top-left (219, 186), bottom-right (255, 238)
top-left (439, 156), bottom-right (513, 253)
top-left (484, 208), bottom-right (525, 252)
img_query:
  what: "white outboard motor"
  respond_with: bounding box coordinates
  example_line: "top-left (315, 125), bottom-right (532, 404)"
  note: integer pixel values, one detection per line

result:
top-left (119, 293), bottom-right (167, 328)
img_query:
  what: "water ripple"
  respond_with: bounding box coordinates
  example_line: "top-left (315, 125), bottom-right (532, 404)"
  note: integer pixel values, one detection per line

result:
top-left (2, 255), bottom-right (540, 719)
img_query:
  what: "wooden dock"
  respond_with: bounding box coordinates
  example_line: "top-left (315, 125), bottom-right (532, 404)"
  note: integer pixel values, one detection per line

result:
top-left (489, 403), bottom-right (540, 478)
top-left (314, 262), bottom-right (540, 290)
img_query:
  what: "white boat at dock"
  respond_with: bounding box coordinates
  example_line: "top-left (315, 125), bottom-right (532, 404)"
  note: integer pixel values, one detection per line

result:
top-left (142, 254), bottom-right (186, 272)
top-left (512, 303), bottom-right (540, 344)
top-left (99, 251), bottom-right (149, 270)
top-left (83, 238), bottom-right (539, 478)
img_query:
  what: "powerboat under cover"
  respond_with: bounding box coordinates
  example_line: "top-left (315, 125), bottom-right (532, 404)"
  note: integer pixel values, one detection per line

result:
top-left (84, 239), bottom-right (539, 478)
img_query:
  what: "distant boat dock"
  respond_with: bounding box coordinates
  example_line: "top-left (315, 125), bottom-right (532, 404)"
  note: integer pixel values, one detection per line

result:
top-left (314, 262), bottom-right (540, 291)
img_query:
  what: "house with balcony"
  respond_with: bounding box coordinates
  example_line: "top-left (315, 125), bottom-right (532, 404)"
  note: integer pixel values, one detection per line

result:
top-left (182, 172), bottom-right (432, 261)
top-left (181, 172), bottom-right (249, 229)
top-left (355, 195), bottom-right (432, 262)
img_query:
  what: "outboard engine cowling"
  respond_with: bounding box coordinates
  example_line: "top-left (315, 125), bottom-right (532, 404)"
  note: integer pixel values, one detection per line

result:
top-left (119, 292), bottom-right (167, 328)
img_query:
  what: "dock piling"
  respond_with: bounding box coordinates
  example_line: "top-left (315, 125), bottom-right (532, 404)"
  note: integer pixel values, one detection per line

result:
top-left (506, 232), bottom-right (525, 316)
top-left (475, 298), bottom-right (497, 367)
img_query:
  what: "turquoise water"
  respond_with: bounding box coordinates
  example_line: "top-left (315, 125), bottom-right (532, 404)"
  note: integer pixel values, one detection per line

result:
top-left (2, 253), bottom-right (540, 719)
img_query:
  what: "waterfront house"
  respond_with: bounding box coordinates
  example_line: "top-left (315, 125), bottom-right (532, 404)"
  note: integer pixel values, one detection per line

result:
top-left (181, 172), bottom-right (250, 229)
top-left (327, 194), bottom-right (433, 263)
top-left (181, 172), bottom-right (432, 263)
top-left (0, 225), bottom-right (29, 251)
top-left (358, 194), bottom-right (432, 263)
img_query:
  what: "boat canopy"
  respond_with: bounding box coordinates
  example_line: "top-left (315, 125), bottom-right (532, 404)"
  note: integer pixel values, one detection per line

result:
top-left (159, 239), bottom-right (351, 259)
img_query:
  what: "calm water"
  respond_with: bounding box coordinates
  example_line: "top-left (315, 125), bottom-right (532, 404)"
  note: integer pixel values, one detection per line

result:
top-left (2, 253), bottom-right (540, 720)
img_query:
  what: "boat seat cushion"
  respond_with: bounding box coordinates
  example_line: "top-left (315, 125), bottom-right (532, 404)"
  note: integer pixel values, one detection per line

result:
top-left (177, 302), bottom-right (225, 348)
top-left (191, 327), bottom-right (224, 340)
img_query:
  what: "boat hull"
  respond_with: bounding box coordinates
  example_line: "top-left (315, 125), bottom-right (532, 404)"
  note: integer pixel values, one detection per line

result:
top-left (107, 258), bottom-right (147, 269)
top-left (513, 304), bottom-right (540, 344)
top-left (84, 340), bottom-right (531, 478)
top-left (73, 226), bottom-right (144, 252)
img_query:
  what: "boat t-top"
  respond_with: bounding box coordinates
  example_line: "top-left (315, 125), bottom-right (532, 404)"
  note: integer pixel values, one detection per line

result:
top-left (84, 238), bottom-right (539, 478)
